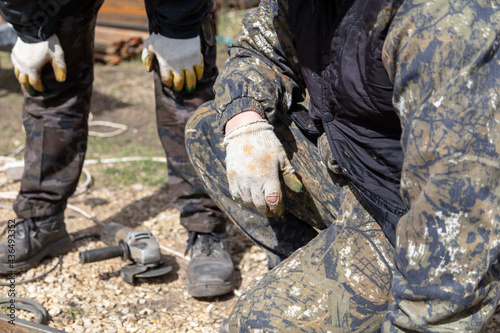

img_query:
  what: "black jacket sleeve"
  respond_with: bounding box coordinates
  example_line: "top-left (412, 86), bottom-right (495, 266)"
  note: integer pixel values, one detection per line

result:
top-left (0, 0), bottom-right (62, 43)
top-left (144, 0), bottom-right (208, 39)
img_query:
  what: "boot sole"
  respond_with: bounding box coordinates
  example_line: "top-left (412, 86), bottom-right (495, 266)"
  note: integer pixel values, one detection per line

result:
top-left (188, 279), bottom-right (234, 298)
top-left (0, 236), bottom-right (73, 274)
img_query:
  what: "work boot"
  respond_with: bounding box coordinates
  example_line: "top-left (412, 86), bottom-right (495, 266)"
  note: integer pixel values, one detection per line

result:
top-left (0, 212), bottom-right (72, 274)
top-left (186, 232), bottom-right (235, 297)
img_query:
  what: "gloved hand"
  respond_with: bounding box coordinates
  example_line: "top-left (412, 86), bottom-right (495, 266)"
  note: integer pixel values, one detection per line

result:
top-left (141, 33), bottom-right (204, 92)
top-left (223, 119), bottom-right (303, 217)
top-left (11, 34), bottom-right (66, 94)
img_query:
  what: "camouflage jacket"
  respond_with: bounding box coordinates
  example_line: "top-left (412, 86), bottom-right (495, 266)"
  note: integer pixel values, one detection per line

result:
top-left (0, 0), bottom-right (209, 43)
top-left (215, 0), bottom-right (500, 331)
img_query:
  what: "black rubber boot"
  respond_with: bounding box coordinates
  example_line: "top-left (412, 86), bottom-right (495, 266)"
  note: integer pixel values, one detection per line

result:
top-left (186, 232), bottom-right (235, 297)
top-left (0, 212), bottom-right (72, 274)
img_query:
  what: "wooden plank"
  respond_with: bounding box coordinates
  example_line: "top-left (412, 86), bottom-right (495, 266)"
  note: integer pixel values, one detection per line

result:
top-left (97, 0), bottom-right (149, 31)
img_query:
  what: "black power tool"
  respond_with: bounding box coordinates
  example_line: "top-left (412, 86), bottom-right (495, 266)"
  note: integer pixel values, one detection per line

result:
top-left (79, 223), bottom-right (172, 284)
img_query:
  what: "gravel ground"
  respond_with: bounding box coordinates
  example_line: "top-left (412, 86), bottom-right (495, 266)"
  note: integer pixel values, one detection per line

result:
top-left (0, 179), bottom-right (267, 333)
top-left (3, 180), bottom-right (500, 333)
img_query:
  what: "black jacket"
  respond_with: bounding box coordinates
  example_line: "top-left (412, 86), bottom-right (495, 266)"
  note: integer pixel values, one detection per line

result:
top-left (290, 0), bottom-right (407, 243)
top-left (0, 0), bottom-right (208, 43)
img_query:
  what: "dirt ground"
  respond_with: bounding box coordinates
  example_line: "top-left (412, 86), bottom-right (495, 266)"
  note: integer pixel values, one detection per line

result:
top-left (2, 10), bottom-right (500, 333)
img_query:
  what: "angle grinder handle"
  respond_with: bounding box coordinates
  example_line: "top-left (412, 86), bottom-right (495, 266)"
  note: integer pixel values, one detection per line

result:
top-left (79, 243), bottom-right (128, 264)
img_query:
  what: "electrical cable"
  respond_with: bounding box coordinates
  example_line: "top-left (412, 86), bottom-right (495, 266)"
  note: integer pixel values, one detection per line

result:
top-left (0, 233), bottom-right (100, 287)
top-left (0, 297), bottom-right (48, 324)
top-left (0, 256), bottom-right (63, 287)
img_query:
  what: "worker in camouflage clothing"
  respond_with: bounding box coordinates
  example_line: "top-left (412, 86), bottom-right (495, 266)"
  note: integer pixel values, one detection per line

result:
top-left (0, 0), bottom-right (235, 298)
top-left (185, 0), bottom-right (500, 331)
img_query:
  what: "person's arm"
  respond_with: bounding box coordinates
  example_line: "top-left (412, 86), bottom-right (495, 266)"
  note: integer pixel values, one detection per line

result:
top-left (0, 0), bottom-right (58, 42)
top-left (214, 0), bottom-right (306, 132)
top-left (382, 1), bottom-right (500, 331)
top-left (145, 0), bottom-right (207, 39)
top-left (215, 0), bottom-right (305, 216)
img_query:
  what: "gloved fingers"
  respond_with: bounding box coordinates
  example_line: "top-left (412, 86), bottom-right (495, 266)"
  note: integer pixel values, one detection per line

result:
top-left (155, 57), bottom-right (175, 88)
top-left (27, 71), bottom-right (44, 92)
top-left (264, 177), bottom-right (284, 217)
top-left (49, 42), bottom-right (67, 82)
top-left (194, 62), bottom-right (204, 81)
top-left (172, 70), bottom-right (185, 92)
top-left (279, 154), bottom-right (303, 193)
top-left (141, 48), bottom-right (155, 72)
top-left (251, 188), bottom-right (269, 216)
top-left (17, 72), bottom-right (30, 92)
top-left (50, 59), bottom-right (67, 83)
top-left (13, 65), bottom-right (37, 93)
top-left (283, 173), bottom-right (302, 193)
top-left (227, 173), bottom-right (241, 201)
top-left (238, 185), bottom-right (252, 207)
top-left (184, 68), bottom-right (197, 92)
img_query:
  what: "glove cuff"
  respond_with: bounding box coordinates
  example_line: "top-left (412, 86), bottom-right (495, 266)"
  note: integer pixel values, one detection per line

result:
top-left (223, 120), bottom-right (274, 148)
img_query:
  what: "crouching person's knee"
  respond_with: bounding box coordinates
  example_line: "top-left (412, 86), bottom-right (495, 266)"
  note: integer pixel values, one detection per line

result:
top-left (185, 100), bottom-right (228, 193)
top-left (186, 100), bottom-right (221, 167)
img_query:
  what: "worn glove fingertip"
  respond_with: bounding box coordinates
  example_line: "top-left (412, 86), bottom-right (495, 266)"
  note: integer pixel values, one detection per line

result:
top-left (144, 54), bottom-right (155, 72)
top-left (284, 173), bottom-right (303, 193)
top-left (270, 202), bottom-right (285, 217)
top-left (162, 75), bottom-right (173, 88)
top-left (18, 74), bottom-right (30, 93)
top-left (54, 67), bottom-right (66, 83)
top-left (184, 70), bottom-right (198, 92)
top-left (194, 63), bottom-right (204, 81)
top-left (172, 76), bottom-right (184, 92)
top-left (31, 80), bottom-right (44, 92)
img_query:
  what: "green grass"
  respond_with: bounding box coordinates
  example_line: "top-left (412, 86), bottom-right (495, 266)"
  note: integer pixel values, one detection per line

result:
top-left (100, 159), bottom-right (167, 188)
top-left (61, 307), bottom-right (86, 319)
top-left (86, 135), bottom-right (161, 160)
top-left (217, 6), bottom-right (250, 41)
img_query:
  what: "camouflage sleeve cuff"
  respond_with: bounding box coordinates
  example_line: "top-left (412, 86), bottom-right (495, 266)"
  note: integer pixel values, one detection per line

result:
top-left (218, 97), bottom-right (267, 133)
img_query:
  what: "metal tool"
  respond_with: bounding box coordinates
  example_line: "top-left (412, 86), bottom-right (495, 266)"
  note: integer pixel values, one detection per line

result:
top-left (0, 314), bottom-right (67, 333)
top-left (0, 297), bottom-right (67, 333)
top-left (79, 223), bottom-right (172, 284)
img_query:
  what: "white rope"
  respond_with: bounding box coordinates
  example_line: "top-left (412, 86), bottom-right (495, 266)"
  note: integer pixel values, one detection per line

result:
top-left (88, 120), bottom-right (128, 138)
top-left (84, 156), bottom-right (166, 165)
top-left (159, 245), bottom-right (190, 262)
top-left (73, 167), bottom-right (93, 196)
top-left (66, 203), bottom-right (103, 226)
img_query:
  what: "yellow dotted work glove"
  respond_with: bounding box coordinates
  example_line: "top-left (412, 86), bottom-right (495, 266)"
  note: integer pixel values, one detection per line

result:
top-left (223, 119), bottom-right (303, 217)
top-left (141, 33), bottom-right (204, 92)
top-left (11, 34), bottom-right (66, 94)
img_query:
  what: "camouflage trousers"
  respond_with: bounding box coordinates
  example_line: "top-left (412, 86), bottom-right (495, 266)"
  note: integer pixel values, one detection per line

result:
top-left (186, 103), bottom-right (395, 331)
top-left (13, 0), bottom-right (226, 233)
top-left (187, 103), bottom-right (500, 332)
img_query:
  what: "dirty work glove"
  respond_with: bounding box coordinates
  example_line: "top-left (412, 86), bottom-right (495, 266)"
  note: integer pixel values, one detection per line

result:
top-left (223, 119), bottom-right (303, 217)
top-left (141, 33), bottom-right (204, 92)
top-left (11, 34), bottom-right (66, 94)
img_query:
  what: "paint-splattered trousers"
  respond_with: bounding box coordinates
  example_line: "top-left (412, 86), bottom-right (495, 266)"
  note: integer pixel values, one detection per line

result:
top-left (186, 102), bottom-right (500, 332)
top-left (13, 0), bottom-right (226, 233)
